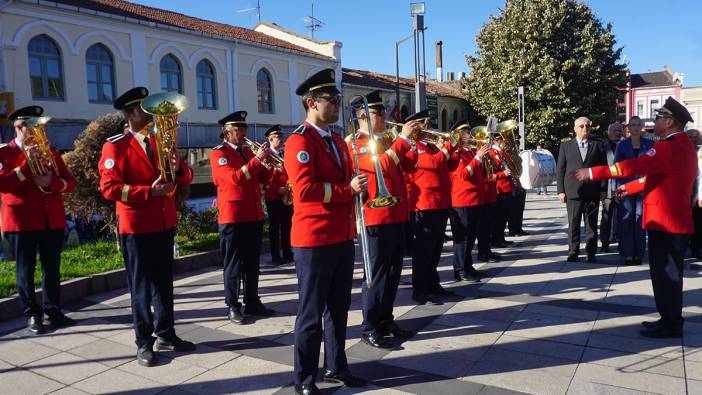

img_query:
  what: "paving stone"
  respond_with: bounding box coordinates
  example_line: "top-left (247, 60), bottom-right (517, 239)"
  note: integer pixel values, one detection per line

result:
top-left (493, 334), bottom-right (584, 361)
top-left (686, 359), bottom-right (702, 381)
top-left (566, 381), bottom-right (657, 395)
top-left (461, 348), bottom-right (577, 394)
top-left (157, 342), bottom-right (240, 369)
top-left (180, 355), bottom-right (292, 394)
top-left (0, 359), bottom-right (64, 395)
top-left (47, 386), bottom-right (91, 395)
top-left (71, 368), bottom-right (164, 394)
top-left (69, 338), bottom-right (137, 367)
top-left (572, 362), bottom-right (686, 394)
top-left (523, 303), bottom-right (598, 320)
top-left (689, 380), bottom-right (702, 395)
top-left (29, 330), bottom-right (99, 352)
top-left (587, 333), bottom-right (683, 358)
top-left (581, 347), bottom-right (684, 378)
top-left (0, 336), bottom-right (61, 366)
top-left (117, 357), bottom-right (207, 385)
top-left (332, 384), bottom-right (414, 394)
top-left (24, 352), bottom-right (110, 385)
top-left (506, 311), bottom-right (595, 346)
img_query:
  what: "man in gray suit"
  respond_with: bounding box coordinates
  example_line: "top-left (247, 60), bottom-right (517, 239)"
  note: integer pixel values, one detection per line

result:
top-left (600, 122), bottom-right (622, 253)
top-left (556, 117), bottom-right (607, 263)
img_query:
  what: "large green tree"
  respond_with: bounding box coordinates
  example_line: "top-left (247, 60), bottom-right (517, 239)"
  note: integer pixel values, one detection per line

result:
top-left (464, 0), bottom-right (627, 151)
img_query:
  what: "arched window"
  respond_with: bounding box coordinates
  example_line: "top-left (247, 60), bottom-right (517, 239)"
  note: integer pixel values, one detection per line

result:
top-left (28, 34), bottom-right (64, 100)
top-left (160, 54), bottom-right (182, 93)
top-left (196, 60), bottom-right (216, 109)
top-left (86, 43), bottom-right (115, 103)
top-left (453, 109), bottom-right (459, 124)
top-left (257, 68), bottom-right (273, 114)
top-left (441, 109), bottom-right (448, 131)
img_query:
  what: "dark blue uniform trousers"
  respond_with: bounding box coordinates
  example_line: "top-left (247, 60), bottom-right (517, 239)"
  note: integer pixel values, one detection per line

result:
top-left (219, 221), bottom-right (263, 308)
top-left (411, 209), bottom-right (449, 297)
top-left (493, 192), bottom-right (512, 243)
top-left (648, 230), bottom-right (688, 330)
top-left (6, 230), bottom-right (63, 317)
top-left (478, 203), bottom-right (495, 256)
top-left (450, 206), bottom-right (480, 275)
top-left (293, 240), bottom-right (354, 385)
top-left (361, 222), bottom-right (405, 334)
top-left (119, 229), bottom-right (176, 347)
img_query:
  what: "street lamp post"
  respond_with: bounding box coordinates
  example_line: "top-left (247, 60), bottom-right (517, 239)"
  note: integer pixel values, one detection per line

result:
top-left (395, 33), bottom-right (414, 118)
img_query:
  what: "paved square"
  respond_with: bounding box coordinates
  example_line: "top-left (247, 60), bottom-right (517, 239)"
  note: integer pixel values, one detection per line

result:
top-left (0, 194), bottom-right (699, 394)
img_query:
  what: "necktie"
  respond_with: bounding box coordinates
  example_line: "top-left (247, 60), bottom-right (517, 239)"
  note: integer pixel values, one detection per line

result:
top-left (579, 141), bottom-right (587, 161)
top-left (236, 146), bottom-right (247, 161)
top-left (143, 136), bottom-right (156, 168)
top-left (323, 135), bottom-right (340, 166)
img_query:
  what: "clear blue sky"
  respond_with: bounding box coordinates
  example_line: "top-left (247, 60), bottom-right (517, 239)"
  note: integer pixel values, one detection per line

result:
top-left (137, 0), bottom-right (702, 86)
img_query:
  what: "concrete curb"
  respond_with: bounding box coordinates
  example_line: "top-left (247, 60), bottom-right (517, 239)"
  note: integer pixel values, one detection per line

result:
top-left (0, 249), bottom-right (221, 322)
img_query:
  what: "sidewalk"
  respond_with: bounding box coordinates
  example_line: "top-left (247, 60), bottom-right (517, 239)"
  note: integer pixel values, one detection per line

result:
top-left (0, 194), bottom-right (700, 394)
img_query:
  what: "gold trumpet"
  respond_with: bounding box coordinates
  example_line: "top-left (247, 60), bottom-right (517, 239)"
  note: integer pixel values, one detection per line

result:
top-left (141, 92), bottom-right (189, 183)
top-left (384, 121), bottom-right (460, 146)
top-left (243, 137), bottom-right (284, 172)
top-left (24, 116), bottom-right (59, 177)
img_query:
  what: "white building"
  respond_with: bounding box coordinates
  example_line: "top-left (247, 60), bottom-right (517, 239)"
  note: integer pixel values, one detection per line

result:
top-left (682, 86), bottom-right (702, 131)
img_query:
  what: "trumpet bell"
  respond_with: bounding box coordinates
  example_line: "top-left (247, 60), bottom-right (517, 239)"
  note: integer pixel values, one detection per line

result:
top-left (496, 120), bottom-right (518, 133)
top-left (141, 92), bottom-right (189, 116)
top-left (367, 195), bottom-right (400, 209)
top-left (471, 125), bottom-right (488, 138)
top-left (25, 116), bottom-right (52, 127)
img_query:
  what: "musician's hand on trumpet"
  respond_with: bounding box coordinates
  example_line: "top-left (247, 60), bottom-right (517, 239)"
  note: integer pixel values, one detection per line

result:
top-left (475, 145), bottom-right (489, 160)
top-left (400, 120), bottom-right (420, 139)
top-left (255, 143), bottom-right (272, 162)
top-left (168, 150), bottom-right (181, 172)
top-left (150, 175), bottom-right (175, 197)
top-left (350, 174), bottom-right (368, 195)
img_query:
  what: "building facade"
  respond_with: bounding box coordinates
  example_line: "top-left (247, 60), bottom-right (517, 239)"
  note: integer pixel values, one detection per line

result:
top-left (682, 86), bottom-right (702, 131)
top-left (623, 66), bottom-right (683, 130)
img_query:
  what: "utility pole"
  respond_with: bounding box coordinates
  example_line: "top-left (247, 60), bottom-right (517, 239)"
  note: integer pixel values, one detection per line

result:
top-left (518, 86), bottom-right (525, 151)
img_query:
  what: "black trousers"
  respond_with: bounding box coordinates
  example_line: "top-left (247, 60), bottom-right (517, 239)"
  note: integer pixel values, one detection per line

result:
top-left (404, 212), bottom-right (415, 256)
top-left (293, 240), bottom-right (354, 385)
top-left (600, 198), bottom-right (618, 248)
top-left (411, 209), bottom-right (449, 296)
top-left (478, 202), bottom-right (495, 255)
top-left (508, 188), bottom-right (527, 234)
top-left (361, 222), bottom-right (405, 333)
top-left (219, 221), bottom-right (263, 308)
top-left (648, 230), bottom-right (687, 330)
top-left (566, 198), bottom-right (599, 256)
top-left (6, 230), bottom-right (63, 317)
top-left (119, 229), bottom-right (176, 347)
top-left (691, 206), bottom-right (702, 255)
top-left (493, 192), bottom-right (512, 243)
top-left (265, 199), bottom-right (292, 260)
top-left (451, 206), bottom-right (480, 275)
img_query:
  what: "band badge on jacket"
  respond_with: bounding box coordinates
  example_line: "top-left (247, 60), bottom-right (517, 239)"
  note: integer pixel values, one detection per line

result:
top-left (218, 157), bottom-right (228, 166)
top-left (297, 151), bottom-right (310, 163)
top-left (104, 159), bottom-right (115, 169)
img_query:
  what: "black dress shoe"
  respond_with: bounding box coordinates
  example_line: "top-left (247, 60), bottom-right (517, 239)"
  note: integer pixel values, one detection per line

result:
top-left (466, 266), bottom-right (482, 278)
top-left (44, 311), bottom-right (76, 328)
top-left (244, 303), bottom-right (275, 317)
top-left (155, 336), bottom-right (196, 352)
top-left (430, 286), bottom-right (455, 296)
top-left (137, 343), bottom-right (156, 367)
top-left (633, 256), bottom-right (643, 265)
top-left (492, 242), bottom-right (508, 248)
top-left (477, 253), bottom-right (499, 263)
top-left (383, 322), bottom-right (413, 339)
top-left (283, 252), bottom-right (294, 262)
top-left (412, 294), bottom-right (443, 306)
top-left (294, 384), bottom-right (320, 395)
top-left (640, 326), bottom-right (682, 339)
top-left (566, 254), bottom-right (579, 262)
top-left (361, 331), bottom-right (394, 349)
top-left (228, 307), bottom-right (245, 324)
top-left (454, 272), bottom-right (465, 282)
top-left (641, 319), bottom-right (661, 329)
top-left (587, 254), bottom-right (597, 263)
top-left (270, 257), bottom-right (284, 266)
top-left (323, 369), bottom-right (368, 387)
top-left (600, 246), bottom-right (610, 253)
top-left (27, 316), bottom-right (45, 335)
top-left (516, 231), bottom-right (530, 236)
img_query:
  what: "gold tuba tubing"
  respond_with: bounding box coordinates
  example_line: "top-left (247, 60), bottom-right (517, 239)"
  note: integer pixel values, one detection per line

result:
top-left (496, 120), bottom-right (522, 177)
top-left (24, 116), bottom-right (58, 177)
top-left (141, 92), bottom-right (189, 183)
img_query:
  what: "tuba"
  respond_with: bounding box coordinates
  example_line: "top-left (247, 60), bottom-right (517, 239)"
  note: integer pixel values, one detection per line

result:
top-left (24, 116), bottom-right (59, 177)
top-left (471, 125), bottom-right (494, 177)
top-left (141, 92), bottom-right (189, 182)
top-left (496, 120), bottom-right (522, 177)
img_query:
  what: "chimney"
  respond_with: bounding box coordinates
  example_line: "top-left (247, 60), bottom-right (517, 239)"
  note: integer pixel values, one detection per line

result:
top-left (458, 71), bottom-right (466, 80)
top-left (446, 71), bottom-right (455, 81)
top-left (435, 40), bottom-right (443, 82)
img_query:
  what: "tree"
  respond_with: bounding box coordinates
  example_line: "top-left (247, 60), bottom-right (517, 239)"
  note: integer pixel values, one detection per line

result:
top-left (464, 0), bottom-right (627, 151)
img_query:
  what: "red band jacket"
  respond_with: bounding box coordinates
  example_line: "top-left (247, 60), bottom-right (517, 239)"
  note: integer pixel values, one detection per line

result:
top-left (284, 121), bottom-right (355, 247)
top-left (211, 142), bottom-right (269, 224)
top-left (448, 147), bottom-right (485, 207)
top-left (590, 132), bottom-right (696, 234)
top-left (404, 140), bottom-right (455, 212)
top-left (0, 139), bottom-right (76, 232)
top-left (99, 132), bottom-right (193, 234)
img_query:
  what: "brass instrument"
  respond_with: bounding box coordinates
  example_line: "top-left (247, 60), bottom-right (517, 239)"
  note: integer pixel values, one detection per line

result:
top-left (282, 180), bottom-right (293, 206)
top-left (243, 137), bottom-right (284, 172)
top-left (384, 121), bottom-right (460, 146)
top-left (24, 116), bottom-right (58, 177)
top-left (141, 92), bottom-right (189, 182)
top-left (471, 125), bottom-right (495, 177)
top-left (496, 120), bottom-right (522, 177)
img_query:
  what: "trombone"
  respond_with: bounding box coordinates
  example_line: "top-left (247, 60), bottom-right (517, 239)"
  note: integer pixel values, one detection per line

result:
top-left (141, 92), bottom-right (189, 183)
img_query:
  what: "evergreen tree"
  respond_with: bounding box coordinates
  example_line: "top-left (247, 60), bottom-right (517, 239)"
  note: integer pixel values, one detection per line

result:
top-left (464, 0), bottom-right (627, 151)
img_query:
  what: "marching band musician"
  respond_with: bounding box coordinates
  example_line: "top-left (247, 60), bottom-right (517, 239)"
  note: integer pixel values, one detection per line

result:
top-left (284, 69), bottom-right (368, 394)
top-left (447, 120), bottom-right (489, 282)
top-left (477, 130), bottom-right (503, 263)
top-left (346, 90), bottom-right (417, 350)
top-left (263, 124), bottom-right (294, 265)
top-left (211, 111), bottom-right (275, 325)
top-left (99, 87), bottom-right (196, 367)
top-left (574, 97), bottom-right (696, 339)
top-left (490, 135), bottom-right (515, 247)
top-left (0, 106), bottom-right (77, 334)
top-left (404, 110), bottom-right (458, 306)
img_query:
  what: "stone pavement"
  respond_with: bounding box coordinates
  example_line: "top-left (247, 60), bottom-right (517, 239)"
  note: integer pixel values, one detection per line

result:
top-left (1, 193), bottom-right (701, 394)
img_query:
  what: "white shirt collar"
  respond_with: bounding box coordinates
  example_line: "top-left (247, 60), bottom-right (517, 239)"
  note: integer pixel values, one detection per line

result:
top-left (225, 141), bottom-right (240, 150)
top-left (306, 119), bottom-right (331, 138)
top-left (14, 137), bottom-right (23, 149)
top-left (576, 137), bottom-right (588, 145)
top-left (492, 145), bottom-right (502, 152)
top-left (270, 146), bottom-right (280, 155)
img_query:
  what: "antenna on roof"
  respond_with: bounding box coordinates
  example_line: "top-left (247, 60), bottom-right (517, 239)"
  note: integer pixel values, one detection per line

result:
top-left (236, 0), bottom-right (262, 24)
top-left (303, 0), bottom-right (324, 39)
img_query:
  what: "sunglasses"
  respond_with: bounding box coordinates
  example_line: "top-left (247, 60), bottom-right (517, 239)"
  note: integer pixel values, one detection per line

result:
top-left (369, 110), bottom-right (386, 116)
top-left (315, 95), bottom-right (341, 105)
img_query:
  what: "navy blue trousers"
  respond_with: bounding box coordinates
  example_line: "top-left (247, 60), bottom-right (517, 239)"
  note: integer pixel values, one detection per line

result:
top-left (492, 192), bottom-right (512, 243)
top-left (648, 230), bottom-right (687, 330)
top-left (361, 222), bottom-right (405, 333)
top-left (219, 221), bottom-right (263, 308)
top-left (477, 203), bottom-right (494, 255)
top-left (265, 199), bottom-right (292, 260)
top-left (618, 195), bottom-right (645, 258)
top-left (451, 206), bottom-right (480, 275)
top-left (411, 209), bottom-right (449, 296)
top-left (293, 240), bottom-right (354, 384)
top-left (6, 230), bottom-right (63, 317)
top-left (119, 229), bottom-right (176, 347)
